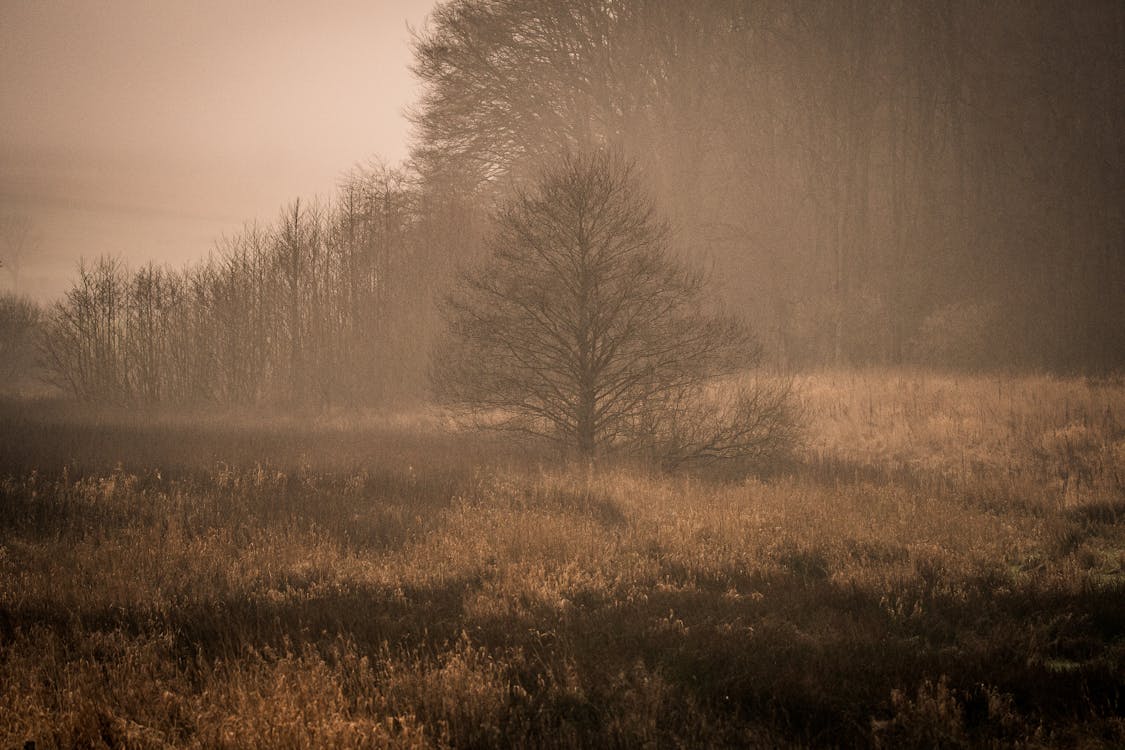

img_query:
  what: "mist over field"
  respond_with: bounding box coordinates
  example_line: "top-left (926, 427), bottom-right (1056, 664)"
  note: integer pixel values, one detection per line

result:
top-left (1, 1), bottom-right (1123, 747)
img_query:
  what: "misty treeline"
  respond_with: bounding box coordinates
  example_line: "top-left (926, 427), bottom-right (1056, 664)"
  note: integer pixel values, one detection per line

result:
top-left (412, 0), bottom-right (1124, 371)
top-left (30, 0), bottom-right (1124, 405)
top-left (37, 166), bottom-right (473, 406)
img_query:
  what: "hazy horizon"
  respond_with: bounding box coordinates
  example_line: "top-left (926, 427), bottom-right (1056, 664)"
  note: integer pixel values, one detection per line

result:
top-left (1, 0), bottom-right (435, 301)
top-left (1, 4), bottom-right (1122, 744)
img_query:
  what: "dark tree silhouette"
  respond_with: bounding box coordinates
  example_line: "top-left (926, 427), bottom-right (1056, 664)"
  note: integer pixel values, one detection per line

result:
top-left (432, 152), bottom-right (799, 465)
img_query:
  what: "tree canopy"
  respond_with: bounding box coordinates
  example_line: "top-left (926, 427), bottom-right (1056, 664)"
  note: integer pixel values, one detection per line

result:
top-left (412, 0), bottom-right (1125, 371)
top-left (432, 152), bottom-right (798, 464)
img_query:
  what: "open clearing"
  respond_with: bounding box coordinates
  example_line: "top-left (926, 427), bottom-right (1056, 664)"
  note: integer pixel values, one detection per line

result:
top-left (1, 371), bottom-right (1123, 747)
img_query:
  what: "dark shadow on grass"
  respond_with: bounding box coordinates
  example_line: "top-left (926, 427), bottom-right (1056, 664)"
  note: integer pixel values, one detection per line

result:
top-left (0, 398), bottom-right (516, 480)
top-left (0, 577), bottom-right (476, 664)
top-left (473, 566), bottom-right (1125, 747)
top-left (1067, 499), bottom-right (1125, 525)
top-left (528, 485), bottom-right (628, 528)
top-left (0, 463), bottom-right (469, 554)
top-left (2, 559), bottom-right (1121, 747)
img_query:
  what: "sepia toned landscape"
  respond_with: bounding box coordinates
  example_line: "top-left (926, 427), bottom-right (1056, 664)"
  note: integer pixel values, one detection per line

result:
top-left (2, 1), bottom-right (1123, 747)
top-left (1, 372), bottom-right (1123, 746)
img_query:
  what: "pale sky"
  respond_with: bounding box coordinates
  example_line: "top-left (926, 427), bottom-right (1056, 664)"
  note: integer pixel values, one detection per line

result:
top-left (0, 0), bottom-right (437, 300)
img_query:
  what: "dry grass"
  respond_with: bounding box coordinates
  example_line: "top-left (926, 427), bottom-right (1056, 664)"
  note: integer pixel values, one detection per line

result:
top-left (1, 370), bottom-right (1123, 748)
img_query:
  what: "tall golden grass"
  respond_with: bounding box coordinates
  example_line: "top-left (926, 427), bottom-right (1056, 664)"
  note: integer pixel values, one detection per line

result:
top-left (1, 369), bottom-right (1122, 747)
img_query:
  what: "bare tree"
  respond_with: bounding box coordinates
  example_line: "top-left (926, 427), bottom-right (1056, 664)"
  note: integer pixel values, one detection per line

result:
top-left (431, 152), bottom-right (799, 466)
top-left (0, 213), bottom-right (41, 293)
top-left (41, 257), bottom-right (129, 402)
top-left (39, 158), bottom-right (441, 408)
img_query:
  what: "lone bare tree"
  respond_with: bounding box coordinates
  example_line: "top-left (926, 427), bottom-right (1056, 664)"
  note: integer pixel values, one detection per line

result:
top-left (432, 152), bottom-right (799, 466)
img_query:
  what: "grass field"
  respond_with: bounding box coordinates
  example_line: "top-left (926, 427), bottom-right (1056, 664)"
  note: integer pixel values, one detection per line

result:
top-left (1, 370), bottom-right (1123, 748)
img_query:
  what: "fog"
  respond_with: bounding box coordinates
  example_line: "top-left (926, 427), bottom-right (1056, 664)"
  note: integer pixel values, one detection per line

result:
top-left (3, 0), bottom-right (1123, 406)
top-left (0, 0), bottom-right (431, 300)
top-left (2, 3), bottom-right (1124, 743)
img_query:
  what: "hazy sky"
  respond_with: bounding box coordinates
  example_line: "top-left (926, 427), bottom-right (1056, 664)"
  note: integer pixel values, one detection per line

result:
top-left (0, 0), bottom-right (436, 300)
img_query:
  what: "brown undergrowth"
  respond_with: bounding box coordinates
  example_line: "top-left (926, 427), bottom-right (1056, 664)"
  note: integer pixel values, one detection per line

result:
top-left (1, 370), bottom-right (1122, 747)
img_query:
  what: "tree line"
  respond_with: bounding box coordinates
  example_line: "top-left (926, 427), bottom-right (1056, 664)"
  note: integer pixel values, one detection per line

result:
top-left (21, 0), bottom-right (1124, 405)
top-left (38, 164), bottom-right (470, 406)
top-left (412, 0), bottom-right (1124, 371)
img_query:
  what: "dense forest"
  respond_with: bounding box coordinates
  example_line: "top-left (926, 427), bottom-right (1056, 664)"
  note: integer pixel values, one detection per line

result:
top-left (19, 0), bottom-right (1125, 405)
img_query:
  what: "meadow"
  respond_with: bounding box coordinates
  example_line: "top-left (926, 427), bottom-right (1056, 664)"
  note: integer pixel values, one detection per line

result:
top-left (0, 370), bottom-right (1122, 748)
